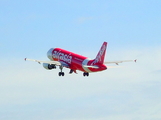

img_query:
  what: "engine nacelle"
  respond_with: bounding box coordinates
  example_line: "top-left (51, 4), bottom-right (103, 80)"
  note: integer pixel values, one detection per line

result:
top-left (43, 63), bottom-right (56, 70)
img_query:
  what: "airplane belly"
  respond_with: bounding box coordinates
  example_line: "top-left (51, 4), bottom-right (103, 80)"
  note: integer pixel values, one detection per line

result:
top-left (82, 58), bottom-right (92, 73)
top-left (67, 55), bottom-right (90, 73)
top-left (87, 60), bottom-right (107, 72)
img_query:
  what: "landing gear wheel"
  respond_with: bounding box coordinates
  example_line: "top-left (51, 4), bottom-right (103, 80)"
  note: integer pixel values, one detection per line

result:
top-left (87, 73), bottom-right (89, 76)
top-left (62, 72), bottom-right (65, 76)
top-left (83, 72), bottom-right (89, 77)
top-left (83, 73), bottom-right (85, 76)
top-left (58, 72), bottom-right (65, 76)
top-left (58, 72), bottom-right (61, 76)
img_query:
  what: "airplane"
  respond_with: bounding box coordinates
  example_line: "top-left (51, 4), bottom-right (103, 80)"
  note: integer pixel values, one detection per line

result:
top-left (25, 42), bottom-right (136, 77)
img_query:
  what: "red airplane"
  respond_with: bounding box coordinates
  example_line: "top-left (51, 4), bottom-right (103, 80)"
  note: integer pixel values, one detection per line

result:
top-left (25, 42), bottom-right (136, 76)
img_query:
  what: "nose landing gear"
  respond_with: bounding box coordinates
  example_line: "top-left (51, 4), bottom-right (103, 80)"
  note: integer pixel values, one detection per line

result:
top-left (58, 65), bottom-right (65, 76)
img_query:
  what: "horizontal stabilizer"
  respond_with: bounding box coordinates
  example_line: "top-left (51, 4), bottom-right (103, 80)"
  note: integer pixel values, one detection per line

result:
top-left (104, 59), bottom-right (137, 65)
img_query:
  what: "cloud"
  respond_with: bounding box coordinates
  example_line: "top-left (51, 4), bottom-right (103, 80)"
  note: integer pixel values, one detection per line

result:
top-left (0, 46), bottom-right (161, 120)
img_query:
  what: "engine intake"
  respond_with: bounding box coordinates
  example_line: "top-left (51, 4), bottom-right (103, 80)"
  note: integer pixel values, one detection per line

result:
top-left (43, 63), bottom-right (56, 70)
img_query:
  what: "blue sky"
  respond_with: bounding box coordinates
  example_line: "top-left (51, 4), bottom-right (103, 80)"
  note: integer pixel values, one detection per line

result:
top-left (0, 0), bottom-right (161, 120)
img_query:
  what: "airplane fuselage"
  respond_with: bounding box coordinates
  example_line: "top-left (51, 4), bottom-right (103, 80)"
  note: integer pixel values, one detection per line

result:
top-left (47, 48), bottom-right (107, 73)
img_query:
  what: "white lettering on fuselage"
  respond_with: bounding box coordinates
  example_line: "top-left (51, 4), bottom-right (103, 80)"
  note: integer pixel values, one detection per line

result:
top-left (92, 45), bottom-right (106, 65)
top-left (53, 50), bottom-right (72, 64)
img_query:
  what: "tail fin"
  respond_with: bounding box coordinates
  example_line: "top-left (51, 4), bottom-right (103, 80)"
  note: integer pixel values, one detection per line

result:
top-left (93, 42), bottom-right (107, 64)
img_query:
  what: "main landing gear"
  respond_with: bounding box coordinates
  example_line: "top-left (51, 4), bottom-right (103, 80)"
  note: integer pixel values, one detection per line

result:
top-left (58, 65), bottom-right (65, 76)
top-left (58, 72), bottom-right (64, 76)
top-left (83, 72), bottom-right (89, 77)
top-left (58, 66), bottom-right (89, 77)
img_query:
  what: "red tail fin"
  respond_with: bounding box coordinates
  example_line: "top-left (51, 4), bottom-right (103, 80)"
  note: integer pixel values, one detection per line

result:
top-left (92, 42), bottom-right (107, 64)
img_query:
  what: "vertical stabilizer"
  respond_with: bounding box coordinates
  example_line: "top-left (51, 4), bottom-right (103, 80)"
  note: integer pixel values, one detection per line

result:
top-left (92, 42), bottom-right (107, 65)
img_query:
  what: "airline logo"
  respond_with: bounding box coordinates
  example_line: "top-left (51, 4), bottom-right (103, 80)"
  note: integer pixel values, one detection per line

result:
top-left (53, 50), bottom-right (72, 64)
top-left (92, 44), bottom-right (106, 65)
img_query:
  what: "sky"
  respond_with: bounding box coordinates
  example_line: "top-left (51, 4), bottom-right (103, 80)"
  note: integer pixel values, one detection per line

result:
top-left (0, 0), bottom-right (161, 120)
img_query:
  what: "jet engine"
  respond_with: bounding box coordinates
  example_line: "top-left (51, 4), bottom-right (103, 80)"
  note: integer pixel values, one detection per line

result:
top-left (43, 63), bottom-right (56, 70)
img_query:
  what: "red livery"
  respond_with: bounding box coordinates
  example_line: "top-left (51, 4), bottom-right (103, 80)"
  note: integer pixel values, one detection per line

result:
top-left (25, 42), bottom-right (136, 77)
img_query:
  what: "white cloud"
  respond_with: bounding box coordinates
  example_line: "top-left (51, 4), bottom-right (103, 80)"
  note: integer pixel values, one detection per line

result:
top-left (0, 46), bottom-right (161, 120)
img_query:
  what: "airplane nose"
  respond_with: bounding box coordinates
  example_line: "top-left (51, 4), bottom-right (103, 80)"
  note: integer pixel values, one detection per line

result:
top-left (47, 48), bottom-right (54, 60)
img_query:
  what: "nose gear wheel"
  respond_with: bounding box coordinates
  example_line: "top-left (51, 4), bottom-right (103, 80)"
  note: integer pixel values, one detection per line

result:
top-left (58, 65), bottom-right (65, 76)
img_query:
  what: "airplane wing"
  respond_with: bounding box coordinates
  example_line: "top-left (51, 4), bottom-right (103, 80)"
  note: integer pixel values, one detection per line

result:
top-left (104, 59), bottom-right (137, 65)
top-left (24, 58), bottom-right (61, 66)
